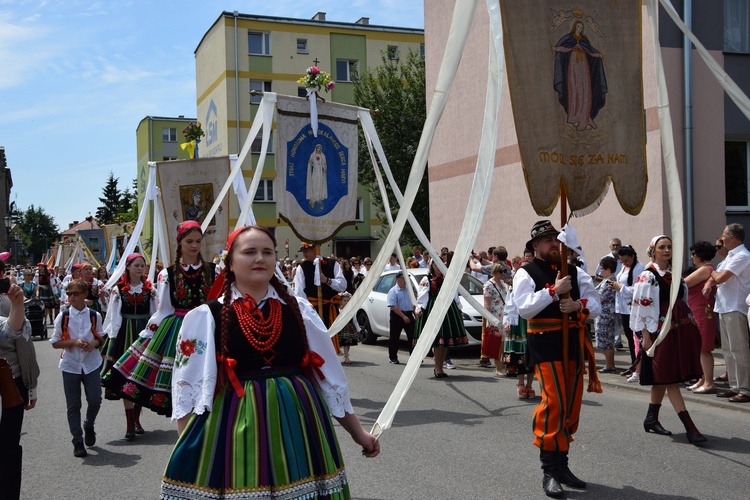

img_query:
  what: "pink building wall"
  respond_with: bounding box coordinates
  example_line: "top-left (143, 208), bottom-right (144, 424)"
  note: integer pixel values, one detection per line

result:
top-left (424, 2), bottom-right (726, 264)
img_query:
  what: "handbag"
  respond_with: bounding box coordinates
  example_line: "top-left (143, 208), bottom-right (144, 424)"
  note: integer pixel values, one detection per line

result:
top-left (481, 324), bottom-right (503, 360)
top-left (0, 358), bottom-right (24, 408)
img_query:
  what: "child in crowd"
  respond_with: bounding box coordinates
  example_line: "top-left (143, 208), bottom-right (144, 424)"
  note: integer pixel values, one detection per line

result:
top-left (50, 279), bottom-right (104, 458)
top-left (337, 291), bottom-right (361, 364)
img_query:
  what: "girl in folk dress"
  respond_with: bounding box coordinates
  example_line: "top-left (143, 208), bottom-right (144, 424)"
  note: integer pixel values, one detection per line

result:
top-left (100, 254), bottom-right (157, 439)
top-left (337, 291), bottom-right (361, 364)
top-left (160, 225), bottom-right (379, 499)
top-left (105, 221), bottom-right (214, 417)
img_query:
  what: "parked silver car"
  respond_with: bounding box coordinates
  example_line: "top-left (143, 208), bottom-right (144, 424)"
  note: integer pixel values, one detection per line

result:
top-left (355, 269), bottom-right (484, 345)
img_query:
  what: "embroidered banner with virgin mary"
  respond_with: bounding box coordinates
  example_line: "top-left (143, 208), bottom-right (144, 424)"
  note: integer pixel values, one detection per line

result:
top-left (276, 95), bottom-right (359, 243)
top-left (500, 1), bottom-right (647, 216)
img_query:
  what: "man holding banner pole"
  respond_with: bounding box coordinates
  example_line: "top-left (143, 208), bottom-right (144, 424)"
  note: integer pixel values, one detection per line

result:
top-left (293, 242), bottom-right (346, 352)
top-left (512, 220), bottom-right (601, 498)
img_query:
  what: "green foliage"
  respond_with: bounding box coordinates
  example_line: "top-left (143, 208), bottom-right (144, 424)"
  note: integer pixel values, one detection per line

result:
top-left (96, 171), bottom-right (136, 224)
top-left (17, 205), bottom-right (59, 261)
top-left (353, 50), bottom-right (429, 247)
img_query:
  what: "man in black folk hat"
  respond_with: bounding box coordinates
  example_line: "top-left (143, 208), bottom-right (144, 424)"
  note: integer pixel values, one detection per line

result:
top-left (512, 220), bottom-right (601, 498)
top-left (293, 242), bottom-right (347, 349)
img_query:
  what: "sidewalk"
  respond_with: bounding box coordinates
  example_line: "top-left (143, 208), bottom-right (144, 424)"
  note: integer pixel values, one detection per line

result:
top-left (595, 345), bottom-right (750, 414)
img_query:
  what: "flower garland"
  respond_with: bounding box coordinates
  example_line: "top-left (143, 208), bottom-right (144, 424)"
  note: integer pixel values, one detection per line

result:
top-left (297, 66), bottom-right (335, 92)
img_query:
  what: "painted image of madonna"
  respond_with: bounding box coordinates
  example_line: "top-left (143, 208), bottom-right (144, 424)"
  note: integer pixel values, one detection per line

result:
top-left (180, 184), bottom-right (215, 225)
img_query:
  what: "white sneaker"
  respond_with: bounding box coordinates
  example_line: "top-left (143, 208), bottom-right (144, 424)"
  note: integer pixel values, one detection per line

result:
top-left (626, 373), bottom-right (640, 383)
top-left (443, 362), bottom-right (456, 370)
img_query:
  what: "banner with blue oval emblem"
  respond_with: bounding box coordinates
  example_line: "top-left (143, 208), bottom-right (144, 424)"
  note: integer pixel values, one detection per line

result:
top-left (276, 95), bottom-right (359, 243)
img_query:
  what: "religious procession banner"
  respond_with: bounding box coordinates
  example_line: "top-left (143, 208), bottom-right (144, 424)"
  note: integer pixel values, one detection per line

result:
top-left (500, 1), bottom-right (647, 216)
top-left (276, 95), bottom-right (359, 244)
top-left (156, 156), bottom-right (231, 264)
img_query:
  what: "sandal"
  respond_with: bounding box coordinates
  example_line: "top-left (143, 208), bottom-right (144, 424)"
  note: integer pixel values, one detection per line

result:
top-left (343, 357), bottom-right (352, 364)
top-left (525, 387), bottom-right (536, 398)
top-left (517, 383), bottom-right (528, 399)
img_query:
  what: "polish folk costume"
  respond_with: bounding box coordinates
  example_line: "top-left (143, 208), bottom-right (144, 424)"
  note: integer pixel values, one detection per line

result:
top-left (413, 273), bottom-right (469, 348)
top-left (35, 264), bottom-right (56, 311)
top-left (293, 243), bottom-right (347, 352)
top-left (513, 221), bottom-right (601, 497)
top-left (105, 261), bottom-right (214, 416)
top-left (160, 284), bottom-right (353, 499)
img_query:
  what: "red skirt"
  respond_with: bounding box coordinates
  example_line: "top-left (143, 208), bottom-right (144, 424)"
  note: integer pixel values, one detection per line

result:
top-left (640, 300), bottom-right (702, 386)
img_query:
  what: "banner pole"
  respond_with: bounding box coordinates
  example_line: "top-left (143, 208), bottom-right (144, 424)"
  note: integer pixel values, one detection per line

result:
top-left (560, 182), bottom-right (571, 414)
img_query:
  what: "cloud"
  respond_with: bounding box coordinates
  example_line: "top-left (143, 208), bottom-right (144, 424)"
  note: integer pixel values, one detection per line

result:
top-left (0, 12), bottom-right (58, 88)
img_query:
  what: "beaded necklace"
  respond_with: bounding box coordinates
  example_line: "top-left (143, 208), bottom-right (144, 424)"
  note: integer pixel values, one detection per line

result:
top-left (233, 295), bottom-right (283, 365)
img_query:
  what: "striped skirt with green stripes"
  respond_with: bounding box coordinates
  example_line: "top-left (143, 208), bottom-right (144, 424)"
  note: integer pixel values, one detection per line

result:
top-left (160, 371), bottom-right (350, 499)
top-left (413, 298), bottom-right (469, 348)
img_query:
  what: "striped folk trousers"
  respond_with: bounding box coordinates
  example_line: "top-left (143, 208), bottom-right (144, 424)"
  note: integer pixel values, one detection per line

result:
top-left (532, 360), bottom-right (584, 452)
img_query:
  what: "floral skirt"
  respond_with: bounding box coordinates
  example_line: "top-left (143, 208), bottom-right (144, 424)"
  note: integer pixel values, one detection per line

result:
top-left (100, 314), bottom-right (150, 400)
top-left (503, 320), bottom-right (532, 376)
top-left (160, 371), bottom-right (350, 499)
top-left (104, 314), bottom-right (183, 416)
top-left (413, 298), bottom-right (469, 348)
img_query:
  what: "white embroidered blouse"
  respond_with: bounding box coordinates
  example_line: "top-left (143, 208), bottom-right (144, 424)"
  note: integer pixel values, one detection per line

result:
top-left (170, 283), bottom-right (354, 421)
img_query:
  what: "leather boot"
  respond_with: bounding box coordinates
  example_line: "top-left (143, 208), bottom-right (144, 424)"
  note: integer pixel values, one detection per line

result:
top-left (540, 450), bottom-right (564, 498)
top-left (558, 451), bottom-right (586, 488)
top-left (677, 410), bottom-right (707, 445)
top-left (643, 403), bottom-right (672, 435)
top-left (125, 409), bottom-right (136, 441)
top-left (134, 405), bottom-right (145, 434)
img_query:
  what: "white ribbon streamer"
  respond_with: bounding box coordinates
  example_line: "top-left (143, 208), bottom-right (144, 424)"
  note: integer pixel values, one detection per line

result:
top-left (307, 89), bottom-right (319, 137)
top-left (645, 0), bottom-right (685, 356)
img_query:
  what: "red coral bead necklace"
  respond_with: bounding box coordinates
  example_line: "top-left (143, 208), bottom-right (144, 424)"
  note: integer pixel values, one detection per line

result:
top-left (233, 295), bottom-right (283, 365)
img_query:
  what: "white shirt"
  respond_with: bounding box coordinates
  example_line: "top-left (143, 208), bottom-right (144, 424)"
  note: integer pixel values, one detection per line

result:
top-left (50, 306), bottom-right (104, 375)
top-left (292, 257), bottom-right (346, 301)
top-left (715, 244), bottom-right (750, 314)
top-left (614, 262), bottom-right (645, 314)
top-left (512, 263), bottom-right (601, 321)
top-left (383, 263), bottom-right (401, 272)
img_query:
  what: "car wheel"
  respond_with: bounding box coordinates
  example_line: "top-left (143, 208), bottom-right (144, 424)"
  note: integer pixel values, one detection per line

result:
top-left (356, 310), bottom-right (378, 345)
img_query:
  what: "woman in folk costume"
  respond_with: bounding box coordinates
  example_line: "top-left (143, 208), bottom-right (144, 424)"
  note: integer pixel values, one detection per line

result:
top-left (106, 220), bottom-right (214, 417)
top-left (413, 259), bottom-right (469, 378)
top-left (630, 235), bottom-right (706, 444)
top-left (100, 254), bottom-right (157, 440)
top-left (80, 262), bottom-right (106, 319)
top-left (160, 225), bottom-right (379, 499)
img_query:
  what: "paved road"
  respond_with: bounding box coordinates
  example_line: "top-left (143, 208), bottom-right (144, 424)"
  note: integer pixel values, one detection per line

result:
top-left (20, 332), bottom-right (750, 499)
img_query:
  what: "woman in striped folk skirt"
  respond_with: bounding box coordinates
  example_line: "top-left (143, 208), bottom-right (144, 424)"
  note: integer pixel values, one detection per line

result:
top-left (161, 226), bottom-right (379, 499)
top-left (413, 260), bottom-right (469, 378)
top-left (100, 254), bottom-right (156, 440)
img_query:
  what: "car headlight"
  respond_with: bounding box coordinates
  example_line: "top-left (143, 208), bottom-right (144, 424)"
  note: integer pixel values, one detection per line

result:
top-left (462, 312), bottom-right (471, 321)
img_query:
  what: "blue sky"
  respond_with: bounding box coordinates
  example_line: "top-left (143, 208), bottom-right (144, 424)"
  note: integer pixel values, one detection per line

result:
top-left (0, 0), bottom-right (424, 230)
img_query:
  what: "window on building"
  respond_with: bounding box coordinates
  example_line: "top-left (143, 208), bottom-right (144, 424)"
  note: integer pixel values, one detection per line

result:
top-left (297, 38), bottom-right (308, 54)
top-left (725, 0), bottom-right (750, 52)
top-left (336, 59), bottom-right (358, 82)
top-left (726, 140), bottom-right (750, 209)
top-left (248, 31), bottom-right (270, 55)
top-left (298, 86), bottom-right (308, 98)
top-left (420, 43), bottom-right (425, 58)
top-left (162, 128), bottom-right (177, 142)
top-left (253, 179), bottom-right (276, 202)
top-left (162, 156), bottom-right (177, 161)
top-left (387, 45), bottom-right (399, 60)
top-left (250, 80), bottom-right (272, 104)
top-left (354, 197), bottom-right (364, 222)
top-left (251, 131), bottom-right (274, 154)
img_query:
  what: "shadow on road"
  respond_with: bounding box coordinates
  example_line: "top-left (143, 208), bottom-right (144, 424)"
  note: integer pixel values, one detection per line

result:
top-left (105, 429), bottom-right (179, 447)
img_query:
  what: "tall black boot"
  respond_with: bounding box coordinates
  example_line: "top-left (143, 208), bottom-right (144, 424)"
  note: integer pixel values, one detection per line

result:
top-left (677, 410), bottom-right (707, 445)
top-left (558, 451), bottom-right (586, 488)
top-left (643, 403), bottom-right (672, 435)
top-left (133, 405), bottom-right (145, 434)
top-left (540, 450), bottom-right (564, 498)
top-left (125, 409), bottom-right (136, 441)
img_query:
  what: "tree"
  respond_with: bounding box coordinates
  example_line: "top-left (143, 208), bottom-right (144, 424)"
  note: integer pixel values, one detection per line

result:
top-left (17, 205), bottom-right (59, 262)
top-left (353, 50), bottom-right (429, 247)
top-left (96, 171), bottom-right (135, 224)
top-left (117, 177), bottom-right (138, 223)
